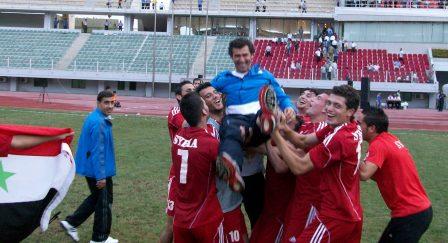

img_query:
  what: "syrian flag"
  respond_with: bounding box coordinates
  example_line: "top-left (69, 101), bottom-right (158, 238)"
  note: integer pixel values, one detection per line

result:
top-left (0, 125), bottom-right (75, 243)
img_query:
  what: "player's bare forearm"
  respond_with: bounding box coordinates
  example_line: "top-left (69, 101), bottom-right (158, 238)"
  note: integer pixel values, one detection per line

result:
top-left (271, 129), bottom-right (313, 175)
top-left (11, 132), bottom-right (73, 150)
top-left (266, 142), bottom-right (289, 173)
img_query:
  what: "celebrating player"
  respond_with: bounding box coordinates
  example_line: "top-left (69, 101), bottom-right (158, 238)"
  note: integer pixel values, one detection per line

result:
top-left (171, 92), bottom-right (224, 242)
top-left (358, 107), bottom-right (432, 243)
top-left (271, 85), bottom-right (363, 242)
top-left (160, 80), bottom-right (195, 243)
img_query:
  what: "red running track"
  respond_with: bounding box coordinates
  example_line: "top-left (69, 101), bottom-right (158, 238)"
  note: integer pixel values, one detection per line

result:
top-left (0, 91), bottom-right (447, 132)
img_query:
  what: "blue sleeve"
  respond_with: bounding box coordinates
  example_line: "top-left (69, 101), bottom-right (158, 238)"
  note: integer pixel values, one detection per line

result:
top-left (90, 121), bottom-right (106, 180)
top-left (210, 74), bottom-right (224, 92)
top-left (269, 75), bottom-right (296, 112)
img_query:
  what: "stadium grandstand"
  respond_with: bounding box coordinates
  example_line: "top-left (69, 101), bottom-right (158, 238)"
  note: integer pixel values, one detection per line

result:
top-left (0, 0), bottom-right (447, 107)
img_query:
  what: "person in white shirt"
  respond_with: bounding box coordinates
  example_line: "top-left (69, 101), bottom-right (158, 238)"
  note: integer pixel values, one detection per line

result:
top-left (265, 44), bottom-right (272, 57)
top-left (315, 48), bottom-right (322, 61)
top-left (399, 48), bottom-right (404, 62)
top-left (351, 42), bottom-right (357, 52)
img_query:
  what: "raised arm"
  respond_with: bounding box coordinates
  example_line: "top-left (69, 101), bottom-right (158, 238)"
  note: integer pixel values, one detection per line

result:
top-left (11, 132), bottom-right (74, 150)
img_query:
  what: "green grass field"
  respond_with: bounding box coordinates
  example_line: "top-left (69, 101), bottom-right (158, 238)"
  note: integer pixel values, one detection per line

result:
top-left (1, 108), bottom-right (447, 243)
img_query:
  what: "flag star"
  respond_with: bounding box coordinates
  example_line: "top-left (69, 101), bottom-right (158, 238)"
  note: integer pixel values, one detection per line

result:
top-left (0, 160), bottom-right (15, 192)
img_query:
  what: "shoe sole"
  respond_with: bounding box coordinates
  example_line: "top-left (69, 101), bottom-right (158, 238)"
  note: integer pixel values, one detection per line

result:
top-left (259, 85), bottom-right (278, 134)
top-left (60, 222), bottom-right (79, 242)
top-left (219, 152), bottom-right (245, 192)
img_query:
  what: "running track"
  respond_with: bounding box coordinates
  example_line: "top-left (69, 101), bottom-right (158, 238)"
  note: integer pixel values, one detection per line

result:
top-left (0, 91), bottom-right (447, 132)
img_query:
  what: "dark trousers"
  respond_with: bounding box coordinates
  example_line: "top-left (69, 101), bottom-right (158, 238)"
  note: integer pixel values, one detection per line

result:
top-left (66, 177), bottom-right (113, 242)
top-left (219, 113), bottom-right (269, 171)
top-left (379, 206), bottom-right (433, 243)
top-left (242, 172), bottom-right (265, 229)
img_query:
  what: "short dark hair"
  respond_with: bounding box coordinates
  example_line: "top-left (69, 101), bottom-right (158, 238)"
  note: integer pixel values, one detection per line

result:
top-left (331, 85), bottom-right (360, 111)
top-left (228, 38), bottom-right (255, 56)
top-left (180, 92), bottom-right (204, 127)
top-left (97, 90), bottom-right (114, 102)
top-left (175, 80), bottom-right (192, 96)
top-left (303, 88), bottom-right (319, 96)
top-left (193, 78), bottom-right (203, 84)
top-left (362, 107), bottom-right (389, 133)
top-left (195, 82), bottom-right (212, 95)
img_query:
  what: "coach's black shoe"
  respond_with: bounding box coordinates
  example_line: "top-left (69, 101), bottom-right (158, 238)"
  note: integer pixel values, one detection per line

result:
top-left (216, 152), bottom-right (245, 192)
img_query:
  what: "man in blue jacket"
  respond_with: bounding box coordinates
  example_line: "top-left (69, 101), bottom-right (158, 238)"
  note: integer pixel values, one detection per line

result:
top-left (211, 38), bottom-right (296, 192)
top-left (60, 90), bottom-right (118, 243)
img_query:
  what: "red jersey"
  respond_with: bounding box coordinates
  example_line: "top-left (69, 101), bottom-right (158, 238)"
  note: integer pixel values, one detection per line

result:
top-left (0, 134), bottom-right (12, 157)
top-left (365, 132), bottom-right (431, 218)
top-left (171, 127), bottom-right (223, 228)
top-left (294, 121), bottom-right (327, 208)
top-left (263, 161), bottom-right (295, 219)
top-left (309, 121), bottom-right (363, 222)
top-left (168, 106), bottom-right (185, 142)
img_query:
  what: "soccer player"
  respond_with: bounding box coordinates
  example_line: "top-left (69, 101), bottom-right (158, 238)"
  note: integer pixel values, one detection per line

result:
top-left (160, 80), bottom-right (195, 243)
top-left (172, 92), bottom-right (224, 242)
top-left (297, 89), bottom-right (317, 118)
top-left (196, 82), bottom-right (249, 243)
top-left (358, 107), bottom-right (432, 243)
top-left (271, 85), bottom-right (363, 242)
top-left (167, 81), bottom-right (195, 141)
top-left (211, 38), bottom-right (296, 192)
top-left (281, 92), bottom-right (329, 243)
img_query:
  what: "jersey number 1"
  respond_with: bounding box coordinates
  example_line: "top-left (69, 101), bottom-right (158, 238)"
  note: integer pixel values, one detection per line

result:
top-left (177, 149), bottom-right (189, 184)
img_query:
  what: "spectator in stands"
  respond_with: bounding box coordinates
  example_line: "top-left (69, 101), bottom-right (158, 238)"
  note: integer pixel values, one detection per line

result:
top-left (286, 41), bottom-right (292, 56)
top-left (296, 60), bottom-right (302, 71)
top-left (290, 61), bottom-right (297, 71)
top-left (287, 32), bottom-right (293, 39)
top-left (320, 65), bottom-right (327, 80)
top-left (333, 49), bottom-right (339, 62)
top-left (343, 40), bottom-right (349, 52)
top-left (331, 61), bottom-right (338, 78)
top-left (399, 48), bottom-right (404, 62)
top-left (159, 1), bottom-right (164, 10)
top-left (255, 0), bottom-right (261, 12)
top-left (351, 41), bottom-right (357, 52)
top-left (265, 43), bottom-right (272, 57)
top-left (63, 18), bottom-right (68, 29)
top-left (82, 18), bottom-right (88, 33)
top-left (437, 91), bottom-right (446, 111)
top-left (318, 36), bottom-right (323, 46)
top-left (107, 0), bottom-right (112, 8)
top-left (294, 40), bottom-right (299, 53)
top-left (53, 16), bottom-right (59, 29)
top-left (118, 0), bottom-right (122, 8)
top-left (118, 21), bottom-right (123, 31)
top-left (331, 37), bottom-right (338, 49)
top-left (302, 0), bottom-right (307, 12)
top-left (104, 19), bottom-right (111, 30)
top-left (376, 93), bottom-right (382, 108)
top-left (262, 0), bottom-right (267, 12)
top-left (327, 63), bottom-right (333, 80)
top-left (315, 48), bottom-right (322, 62)
top-left (298, 26), bottom-right (304, 41)
top-left (393, 60), bottom-right (402, 69)
top-left (327, 27), bottom-right (334, 37)
top-left (411, 72), bottom-right (418, 82)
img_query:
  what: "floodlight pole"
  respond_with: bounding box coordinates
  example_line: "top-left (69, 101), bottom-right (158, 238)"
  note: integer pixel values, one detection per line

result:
top-left (203, 0), bottom-right (209, 79)
top-left (151, 0), bottom-right (157, 97)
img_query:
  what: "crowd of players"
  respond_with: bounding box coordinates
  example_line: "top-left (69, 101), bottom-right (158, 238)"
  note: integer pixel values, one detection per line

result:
top-left (161, 38), bottom-right (432, 243)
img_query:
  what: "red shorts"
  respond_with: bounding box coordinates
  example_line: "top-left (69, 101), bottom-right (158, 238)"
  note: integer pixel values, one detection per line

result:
top-left (294, 215), bottom-right (362, 243)
top-left (249, 213), bottom-right (283, 243)
top-left (173, 219), bottom-right (224, 243)
top-left (223, 207), bottom-right (248, 243)
top-left (282, 202), bottom-right (317, 243)
top-left (166, 166), bottom-right (176, 217)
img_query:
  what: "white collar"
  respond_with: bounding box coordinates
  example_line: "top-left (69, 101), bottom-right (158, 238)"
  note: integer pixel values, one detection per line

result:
top-left (231, 70), bottom-right (248, 79)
